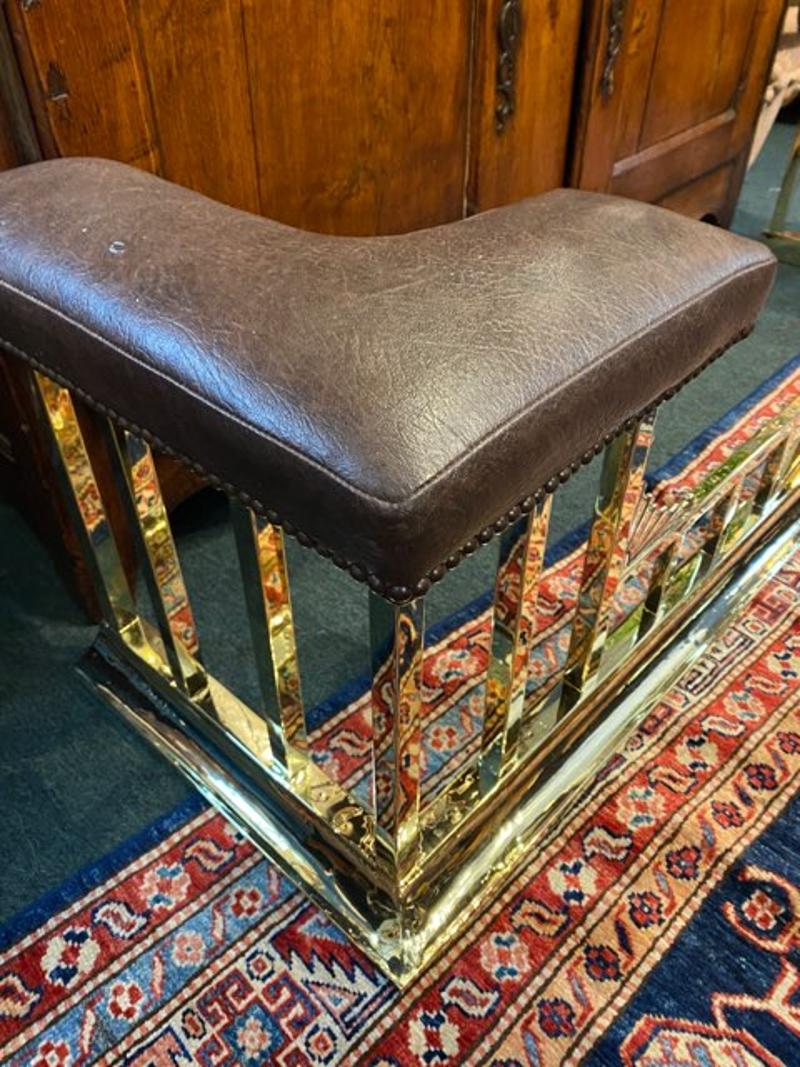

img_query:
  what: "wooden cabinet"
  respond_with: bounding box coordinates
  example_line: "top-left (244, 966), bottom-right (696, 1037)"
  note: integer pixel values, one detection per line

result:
top-left (236, 1), bottom-right (474, 234)
top-left (573, 0), bottom-right (787, 224)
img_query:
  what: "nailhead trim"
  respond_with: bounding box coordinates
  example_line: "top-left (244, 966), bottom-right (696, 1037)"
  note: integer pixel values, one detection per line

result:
top-left (3, 324), bottom-right (752, 604)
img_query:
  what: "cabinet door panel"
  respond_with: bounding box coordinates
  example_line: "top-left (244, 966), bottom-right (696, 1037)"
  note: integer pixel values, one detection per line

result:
top-left (656, 161), bottom-right (735, 219)
top-left (131, 0), bottom-right (261, 213)
top-left (572, 0), bottom-right (786, 221)
top-left (241, 0), bottom-right (472, 234)
top-left (6, 0), bottom-right (158, 171)
top-left (638, 0), bottom-right (757, 150)
top-left (612, 1), bottom-right (663, 162)
top-left (612, 110), bottom-right (735, 201)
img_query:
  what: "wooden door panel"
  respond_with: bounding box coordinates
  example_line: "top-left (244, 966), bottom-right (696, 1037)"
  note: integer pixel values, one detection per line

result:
top-left (656, 161), bottom-right (735, 220)
top-left (6, 0), bottom-right (158, 171)
top-left (570, 0), bottom-right (660, 193)
top-left (467, 0), bottom-right (584, 213)
top-left (612, 0), bottom-right (664, 162)
top-left (638, 0), bottom-right (757, 150)
top-left (7, 0), bottom-right (472, 235)
top-left (241, 0), bottom-right (472, 234)
top-left (572, 0), bottom-right (787, 219)
top-left (130, 0), bottom-right (261, 213)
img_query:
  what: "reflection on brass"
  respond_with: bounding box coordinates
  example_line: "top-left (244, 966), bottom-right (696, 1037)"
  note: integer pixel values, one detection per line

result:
top-left (753, 443), bottom-right (787, 514)
top-left (561, 414), bottom-right (655, 708)
top-left (232, 505), bottom-right (308, 786)
top-left (32, 374), bottom-right (152, 662)
top-left (481, 497), bottom-right (551, 789)
top-left (370, 594), bottom-right (425, 882)
top-left (35, 368), bottom-right (800, 986)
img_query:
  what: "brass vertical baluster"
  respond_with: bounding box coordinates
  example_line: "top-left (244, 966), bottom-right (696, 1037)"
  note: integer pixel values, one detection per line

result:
top-left (369, 593), bottom-right (425, 883)
top-left (480, 497), bottom-right (552, 790)
top-left (636, 540), bottom-right (678, 640)
top-left (655, 487), bottom-right (739, 622)
top-left (104, 422), bottom-right (210, 703)
top-left (772, 427), bottom-right (800, 496)
top-left (699, 487), bottom-right (739, 571)
top-left (232, 504), bottom-right (307, 783)
top-left (32, 373), bottom-right (148, 651)
top-left (560, 414), bottom-right (655, 712)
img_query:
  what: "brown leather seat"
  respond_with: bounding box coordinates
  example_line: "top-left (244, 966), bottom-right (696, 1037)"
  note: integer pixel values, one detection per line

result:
top-left (0, 159), bottom-right (775, 596)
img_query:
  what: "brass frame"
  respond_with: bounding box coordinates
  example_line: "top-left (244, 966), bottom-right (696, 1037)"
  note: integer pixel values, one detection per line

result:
top-left (31, 369), bottom-right (800, 986)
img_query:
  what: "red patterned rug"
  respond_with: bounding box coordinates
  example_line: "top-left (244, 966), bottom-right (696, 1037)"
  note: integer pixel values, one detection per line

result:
top-left (3, 360), bottom-right (800, 1066)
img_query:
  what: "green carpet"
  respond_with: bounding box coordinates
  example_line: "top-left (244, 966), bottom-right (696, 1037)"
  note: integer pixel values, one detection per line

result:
top-left (1, 121), bottom-right (799, 924)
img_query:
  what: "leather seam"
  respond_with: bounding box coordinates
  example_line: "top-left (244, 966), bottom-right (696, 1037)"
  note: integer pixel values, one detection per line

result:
top-left (0, 256), bottom-right (772, 511)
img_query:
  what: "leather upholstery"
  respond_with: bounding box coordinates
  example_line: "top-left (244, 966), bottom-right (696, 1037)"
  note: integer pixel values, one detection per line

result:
top-left (0, 159), bottom-right (776, 594)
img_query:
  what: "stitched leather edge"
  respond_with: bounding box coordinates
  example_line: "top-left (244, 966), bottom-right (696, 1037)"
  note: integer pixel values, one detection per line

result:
top-left (0, 322), bottom-right (753, 603)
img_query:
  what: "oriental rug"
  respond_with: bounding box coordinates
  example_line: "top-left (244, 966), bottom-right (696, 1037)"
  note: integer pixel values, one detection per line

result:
top-left (3, 358), bottom-right (800, 1065)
